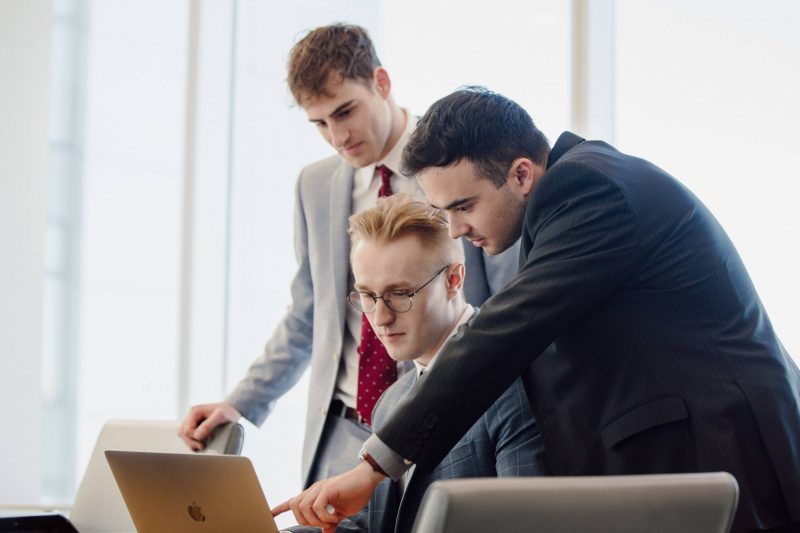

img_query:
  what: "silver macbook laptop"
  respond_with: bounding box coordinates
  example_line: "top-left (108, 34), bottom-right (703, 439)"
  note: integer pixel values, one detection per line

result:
top-left (1, 420), bottom-right (242, 533)
top-left (71, 419), bottom-right (243, 533)
top-left (411, 473), bottom-right (739, 533)
top-left (105, 451), bottom-right (279, 533)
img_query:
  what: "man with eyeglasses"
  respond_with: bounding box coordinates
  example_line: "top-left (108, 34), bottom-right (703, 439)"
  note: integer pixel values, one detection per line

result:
top-left (280, 194), bottom-right (544, 533)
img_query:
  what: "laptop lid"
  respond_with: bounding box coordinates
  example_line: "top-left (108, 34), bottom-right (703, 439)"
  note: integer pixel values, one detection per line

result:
top-left (105, 451), bottom-right (279, 533)
top-left (411, 473), bottom-right (739, 533)
top-left (71, 420), bottom-right (243, 533)
top-left (0, 514), bottom-right (79, 532)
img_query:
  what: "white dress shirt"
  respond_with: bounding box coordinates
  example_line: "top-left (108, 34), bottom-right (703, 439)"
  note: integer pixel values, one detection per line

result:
top-left (334, 110), bottom-right (422, 408)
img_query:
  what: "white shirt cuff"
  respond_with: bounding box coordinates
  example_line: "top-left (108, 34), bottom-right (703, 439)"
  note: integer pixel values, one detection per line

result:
top-left (363, 434), bottom-right (413, 480)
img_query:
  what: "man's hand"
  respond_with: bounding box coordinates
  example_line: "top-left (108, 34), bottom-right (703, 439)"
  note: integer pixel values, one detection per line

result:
top-left (177, 401), bottom-right (241, 451)
top-left (272, 462), bottom-right (385, 533)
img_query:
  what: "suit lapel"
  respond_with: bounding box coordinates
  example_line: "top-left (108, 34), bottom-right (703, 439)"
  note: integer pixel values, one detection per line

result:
top-left (390, 375), bottom-right (423, 533)
top-left (369, 374), bottom-right (418, 533)
top-left (329, 162), bottom-right (354, 335)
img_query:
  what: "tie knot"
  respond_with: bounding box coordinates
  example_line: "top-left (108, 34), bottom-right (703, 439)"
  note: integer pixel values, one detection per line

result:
top-left (377, 165), bottom-right (393, 197)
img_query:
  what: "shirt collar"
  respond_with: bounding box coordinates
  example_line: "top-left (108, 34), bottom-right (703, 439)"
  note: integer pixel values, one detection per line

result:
top-left (357, 109), bottom-right (417, 187)
top-left (413, 305), bottom-right (475, 377)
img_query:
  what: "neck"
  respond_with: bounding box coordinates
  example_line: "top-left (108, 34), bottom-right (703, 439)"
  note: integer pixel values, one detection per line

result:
top-left (415, 299), bottom-right (469, 367)
top-left (376, 101), bottom-right (406, 161)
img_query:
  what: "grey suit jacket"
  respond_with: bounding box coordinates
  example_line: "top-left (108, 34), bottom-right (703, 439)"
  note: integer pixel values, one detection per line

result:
top-left (226, 154), bottom-right (519, 485)
top-left (289, 366), bottom-right (544, 533)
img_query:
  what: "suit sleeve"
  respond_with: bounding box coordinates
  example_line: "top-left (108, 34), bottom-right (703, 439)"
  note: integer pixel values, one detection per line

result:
top-left (226, 171), bottom-right (316, 426)
top-left (376, 165), bottom-right (642, 470)
top-left (487, 379), bottom-right (546, 477)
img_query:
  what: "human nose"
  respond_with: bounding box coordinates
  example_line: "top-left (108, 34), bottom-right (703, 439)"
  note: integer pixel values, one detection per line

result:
top-left (329, 122), bottom-right (350, 149)
top-left (448, 213), bottom-right (470, 239)
top-left (372, 298), bottom-right (395, 327)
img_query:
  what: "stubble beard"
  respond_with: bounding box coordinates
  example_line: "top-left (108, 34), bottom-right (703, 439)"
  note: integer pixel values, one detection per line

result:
top-left (487, 193), bottom-right (526, 255)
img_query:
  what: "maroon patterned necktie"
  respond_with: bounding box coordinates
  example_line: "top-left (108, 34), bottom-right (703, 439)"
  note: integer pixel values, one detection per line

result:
top-left (356, 165), bottom-right (397, 425)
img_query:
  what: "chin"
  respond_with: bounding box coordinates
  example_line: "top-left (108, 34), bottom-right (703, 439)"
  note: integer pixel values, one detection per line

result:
top-left (387, 351), bottom-right (414, 363)
top-left (482, 241), bottom-right (504, 256)
top-left (488, 234), bottom-right (521, 256)
top-left (344, 153), bottom-right (374, 169)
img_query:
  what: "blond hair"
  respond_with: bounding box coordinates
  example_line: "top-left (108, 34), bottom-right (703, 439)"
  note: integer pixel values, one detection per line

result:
top-left (349, 194), bottom-right (464, 264)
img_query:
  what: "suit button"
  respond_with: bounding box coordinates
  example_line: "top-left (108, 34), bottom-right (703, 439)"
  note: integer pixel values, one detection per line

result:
top-left (424, 420), bottom-right (435, 429)
top-left (429, 413), bottom-right (440, 422)
top-left (421, 430), bottom-right (430, 438)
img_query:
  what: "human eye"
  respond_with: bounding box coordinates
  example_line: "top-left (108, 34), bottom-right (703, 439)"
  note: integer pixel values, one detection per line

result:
top-left (334, 106), bottom-right (354, 120)
top-left (455, 204), bottom-right (473, 213)
top-left (385, 290), bottom-right (411, 302)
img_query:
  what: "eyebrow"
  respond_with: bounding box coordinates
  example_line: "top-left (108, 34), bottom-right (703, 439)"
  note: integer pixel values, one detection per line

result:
top-left (308, 100), bottom-right (355, 123)
top-left (354, 281), bottom-right (413, 292)
top-left (431, 196), bottom-right (475, 211)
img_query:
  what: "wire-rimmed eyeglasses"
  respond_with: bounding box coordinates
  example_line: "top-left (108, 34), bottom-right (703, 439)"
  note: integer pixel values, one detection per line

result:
top-left (347, 265), bottom-right (450, 314)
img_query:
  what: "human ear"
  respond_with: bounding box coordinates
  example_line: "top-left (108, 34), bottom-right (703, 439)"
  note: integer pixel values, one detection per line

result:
top-left (446, 263), bottom-right (465, 298)
top-left (507, 158), bottom-right (538, 196)
top-left (372, 67), bottom-right (391, 99)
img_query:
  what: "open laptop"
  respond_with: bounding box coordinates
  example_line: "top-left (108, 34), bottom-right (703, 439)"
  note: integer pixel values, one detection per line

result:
top-left (411, 473), bottom-right (739, 533)
top-left (0, 420), bottom-right (243, 533)
top-left (71, 420), bottom-right (242, 533)
top-left (0, 514), bottom-right (80, 532)
top-left (105, 451), bottom-right (279, 533)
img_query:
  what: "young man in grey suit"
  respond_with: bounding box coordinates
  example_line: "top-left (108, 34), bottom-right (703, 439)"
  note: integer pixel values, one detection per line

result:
top-left (282, 195), bottom-right (544, 533)
top-left (177, 26), bottom-right (519, 488)
top-left (278, 87), bottom-right (800, 533)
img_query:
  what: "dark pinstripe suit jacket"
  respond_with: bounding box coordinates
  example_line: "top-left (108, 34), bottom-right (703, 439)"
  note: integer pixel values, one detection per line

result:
top-left (378, 132), bottom-right (800, 532)
top-left (367, 371), bottom-right (544, 533)
top-left (293, 370), bottom-right (544, 533)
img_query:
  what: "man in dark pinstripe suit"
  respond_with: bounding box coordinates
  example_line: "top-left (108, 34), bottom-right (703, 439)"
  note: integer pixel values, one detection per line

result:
top-left (276, 87), bottom-right (800, 533)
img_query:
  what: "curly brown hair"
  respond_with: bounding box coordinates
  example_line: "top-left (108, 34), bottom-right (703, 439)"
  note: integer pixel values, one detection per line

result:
top-left (287, 23), bottom-right (381, 105)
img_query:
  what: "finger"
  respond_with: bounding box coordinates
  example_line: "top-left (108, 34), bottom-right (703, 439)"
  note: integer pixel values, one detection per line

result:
top-left (178, 413), bottom-right (205, 449)
top-left (296, 484), bottom-right (327, 527)
top-left (271, 499), bottom-right (291, 517)
top-left (290, 498), bottom-right (312, 527)
top-left (193, 412), bottom-right (222, 442)
top-left (297, 490), bottom-right (321, 526)
top-left (178, 433), bottom-right (204, 450)
top-left (312, 494), bottom-right (342, 525)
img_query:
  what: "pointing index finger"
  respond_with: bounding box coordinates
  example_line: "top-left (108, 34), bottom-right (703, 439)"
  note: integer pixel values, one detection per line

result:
top-left (271, 499), bottom-right (292, 517)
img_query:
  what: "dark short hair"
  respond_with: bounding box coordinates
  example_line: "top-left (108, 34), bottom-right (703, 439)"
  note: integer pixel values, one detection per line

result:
top-left (287, 23), bottom-right (381, 105)
top-left (400, 86), bottom-right (550, 188)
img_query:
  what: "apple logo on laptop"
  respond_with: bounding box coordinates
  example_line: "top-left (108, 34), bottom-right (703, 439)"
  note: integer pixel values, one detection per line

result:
top-left (188, 501), bottom-right (206, 522)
